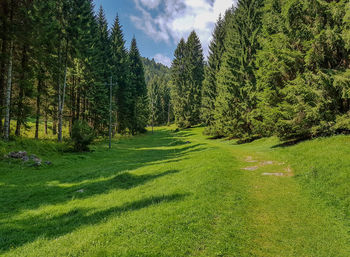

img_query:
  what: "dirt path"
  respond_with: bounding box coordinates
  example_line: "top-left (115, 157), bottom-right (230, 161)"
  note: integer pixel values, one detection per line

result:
top-left (193, 131), bottom-right (350, 256)
top-left (241, 156), bottom-right (349, 256)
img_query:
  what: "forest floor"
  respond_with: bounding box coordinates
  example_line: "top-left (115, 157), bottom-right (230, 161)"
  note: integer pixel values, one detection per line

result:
top-left (1, 126), bottom-right (350, 256)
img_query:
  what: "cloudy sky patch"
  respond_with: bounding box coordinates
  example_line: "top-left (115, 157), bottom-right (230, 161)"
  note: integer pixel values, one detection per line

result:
top-left (131, 0), bottom-right (234, 60)
top-left (93, 0), bottom-right (234, 67)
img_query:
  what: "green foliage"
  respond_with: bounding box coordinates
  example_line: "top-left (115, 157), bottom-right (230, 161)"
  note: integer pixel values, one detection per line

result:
top-left (142, 57), bottom-right (171, 84)
top-left (143, 58), bottom-right (173, 126)
top-left (204, 0), bottom-right (350, 141)
top-left (201, 11), bottom-right (232, 126)
top-left (0, 1), bottom-right (149, 140)
top-left (110, 15), bottom-right (131, 133)
top-left (71, 120), bottom-right (94, 151)
top-left (171, 39), bottom-right (188, 128)
top-left (213, 0), bottom-right (263, 139)
top-left (171, 32), bottom-right (204, 128)
top-left (128, 38), bottom-right (149, 134)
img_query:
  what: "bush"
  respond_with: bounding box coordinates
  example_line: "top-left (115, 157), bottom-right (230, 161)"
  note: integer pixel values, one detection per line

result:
top-left (333, 113), bottom-right (350, 134)
top-left (71, 120), bottom-right (94, 152)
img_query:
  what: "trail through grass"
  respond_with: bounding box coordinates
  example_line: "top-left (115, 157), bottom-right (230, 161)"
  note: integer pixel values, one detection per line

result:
top-left (1, 127), bottom-right (349, 256)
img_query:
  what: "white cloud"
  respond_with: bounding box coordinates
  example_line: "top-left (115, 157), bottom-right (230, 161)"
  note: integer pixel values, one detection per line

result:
top-left (139, 0), bottom-right (161, 9)
top-left (132, 0), bottom-right (236, 59)
top-left (154, 53), bottom-right (172, 67)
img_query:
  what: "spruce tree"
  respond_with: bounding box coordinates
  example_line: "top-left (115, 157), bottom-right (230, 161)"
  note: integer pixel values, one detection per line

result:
top-left (214, 0), bottom-right (263, 139)
top-left (171, 38), bottom-right (188, 127)
top-left (201, 12), bottom-right (232, 129)
top-left (185, 31), bottom-right (205, 125)
top-left (89, 6), bottom-right (110, 133)
top-left (171, 32), bottom-right (204, 128)
top-left (110, 15), bottom-right (131, 133)
top-left (148, 76), bottom-right (160, 129)
top-left (129, 37), bottom-right (148, 134)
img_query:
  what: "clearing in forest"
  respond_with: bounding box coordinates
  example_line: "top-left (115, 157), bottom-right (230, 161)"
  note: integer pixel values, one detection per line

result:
top-left (0, 127), bottom-right (350, 256)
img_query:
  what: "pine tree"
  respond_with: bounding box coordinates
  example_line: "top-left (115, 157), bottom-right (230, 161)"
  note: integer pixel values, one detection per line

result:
top-left (185, 31), bottom-right (205, 125)
top-left (89, 6), bottom-right (110, 133)
top-left (171, 38), bottom-right (188, 127)
top-left (201, 11), bottom-right (231, 129)
top-left (214, 0), bottom-right (263, 139)
top-left (128, 37), bottom-right (148, 134)
top-left (171, 32), bottom-right (204, 128)
top-left (110, 15), bottom-right (131, 133)
top-left (148, 76), bottom-right (160, 131)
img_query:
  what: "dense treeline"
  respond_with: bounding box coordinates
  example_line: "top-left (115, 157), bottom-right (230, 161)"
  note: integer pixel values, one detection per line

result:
top-left (172, 0), bottom-right (350, 141)
top-left (171, 31), bottom-right (205, 128)
top-left (0, 0), bottom-right (149, 141)
top-left (142, 57), bottom-right (170, 84)
top-left (142, 57), bottom-right (173, 126)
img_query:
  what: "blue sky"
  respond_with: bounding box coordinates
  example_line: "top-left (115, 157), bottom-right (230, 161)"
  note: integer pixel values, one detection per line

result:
top-left (93, 0), bottom-right (234, 67)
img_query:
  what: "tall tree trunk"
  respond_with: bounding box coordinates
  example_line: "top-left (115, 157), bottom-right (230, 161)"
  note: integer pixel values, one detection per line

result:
top-left (15, 86), bottom-right (24, 136)
top-left (45, 112), bottom-right (48, 135)
top-left (76, 81), bottom-right (80, 121)
top-left (82, 93), bottom-right (86, 120)
top-left (15, 46), bottom-right (28, 136)
top-left (69, 75), bottom-right (75, 135)
top-left (35, 78), bottom-right (42, 139)
top-left (52, 116), bottom-right (57, 135)
top-left (58, 65), bottom-right (67, 142)
top-left (167, 101), bottom-right (171, 125)
top-left (4, 39), bottom-right (13, 140)
top-left (44, 90), bottom-right (48, 135)
top-left (0, 0), bottom-right (9, 134)
top-left (0, 38), bottom-right (7, 134)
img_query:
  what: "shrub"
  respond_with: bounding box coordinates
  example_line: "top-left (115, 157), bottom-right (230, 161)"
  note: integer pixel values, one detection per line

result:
top-left (71, 120), bottom-right (94, 152)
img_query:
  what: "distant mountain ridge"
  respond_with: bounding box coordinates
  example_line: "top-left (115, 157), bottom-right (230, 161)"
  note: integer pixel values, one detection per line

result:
top-left (141, 57), bottom-right (171, 84)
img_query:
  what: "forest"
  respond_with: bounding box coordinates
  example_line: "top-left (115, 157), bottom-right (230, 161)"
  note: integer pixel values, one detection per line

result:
top-left (2, 0), bottom-right (349, 143)
top-left (171, 0), bottom-right (350, 142)
top-left (2, 0), bottom-right (350, 256)
top-left (0, 0), bottom-right (169, 142)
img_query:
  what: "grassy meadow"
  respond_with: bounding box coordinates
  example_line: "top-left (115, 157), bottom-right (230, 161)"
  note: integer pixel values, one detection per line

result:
top-left (0, 126), bottom-right (350, 256)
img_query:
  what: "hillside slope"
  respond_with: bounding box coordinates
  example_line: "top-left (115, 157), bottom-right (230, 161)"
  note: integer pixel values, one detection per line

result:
top-left (1, 128), bottom-right (349, 256)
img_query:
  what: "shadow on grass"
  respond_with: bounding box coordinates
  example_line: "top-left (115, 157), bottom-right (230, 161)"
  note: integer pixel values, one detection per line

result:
top-left (271, 137), bottom-right (310, 148)
top-left (72, 169), bottom-right (180, 200)
top-left (0, 193), bottom-right (188, 253)
top-left (0, 129), bottom-right (203, 215)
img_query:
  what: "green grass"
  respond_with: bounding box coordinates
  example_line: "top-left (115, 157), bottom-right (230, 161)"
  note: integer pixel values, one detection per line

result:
top-left (4, 119), bottom-right (70, 140)
top-left (0, 127), bottom-right (350, 256)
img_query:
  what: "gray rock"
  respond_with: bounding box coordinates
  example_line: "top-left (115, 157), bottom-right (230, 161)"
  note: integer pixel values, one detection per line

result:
top-left (262, 172), bottom-right (285, 176)
top-left (242, 166), bottom-right (259, 171)
top-left (45, 161), bottom-right (52, 165)
top-left (32, 157), bottom-right (42, 163)
top-left (76, 189), bottom-right (85, 193)
top-left (29, 154), bottom-right (38, 160)
top-left (9, 151), bottom-right (27, 159)
top-left (32, 161), bottom-right (42, 167)
top-left (22, 156), bottom-right (30, 162)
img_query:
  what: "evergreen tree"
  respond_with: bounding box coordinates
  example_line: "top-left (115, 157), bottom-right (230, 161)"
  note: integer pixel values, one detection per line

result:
top-left (213, 0), bottom-right (263, 139)
top-left (171, 32), bottom-right (204, 128)
top-left (142, 57), bottom-right (172, 125)
top-left (89, 6), bottom-right (110, 133)
top-left (129, 37), bottom-right (148, 134)
top-left (148, 76), bottom-right (160, 130)
top-left (0, 1), bottom-right (153, 141)
top-left (201, 11), bottom-right (231, 129)
top-left (110, 15), bottom-right (131, 133)
top-left (171, 38), bottom-right (188, 127)
top-left (185, 31), bottom-right (205, 125)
